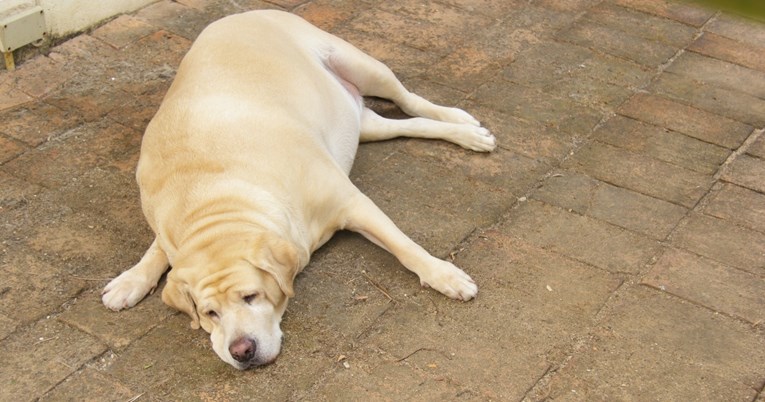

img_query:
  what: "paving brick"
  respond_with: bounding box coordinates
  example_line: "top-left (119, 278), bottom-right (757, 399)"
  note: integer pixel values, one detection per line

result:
top-left (649, 72), bottom-right (765, 127)
top-left (720, 154), bottom-right (765, 194)
top-left (92, 15), bottom-right (158, 49)
top-left (264, 0), bottom-right (306, 8)
top-left (435, 0), bottom-right (526, 16)
top-left (40, 368), bottom-right (136, 402)
top-left (0, 74), bottom-right (33, 111)
top-left (703, 183), bottom-right (765, 233)
top-left (612, 0), bottom-right (715, 27)
top-left (102, 316), bottom-right (231, 398)
top-left (748, 133), bottom-right (765, 159)
top-left (290, 236), bottom-right (413, 336)
top-left (531, 171), bottom-right (598, 214)
top-left (505, 40), bottom-right (653, 93)
top-left (672, 213), bottom-right (765, 275)
top-left (0, 187), bottom-right (141, 280)
top-left (46, 35), bottom-right (118, 78)
top-left (473, 81), bottom-right (603, 137)
top-left (0, 135), bottom-right (26, 164)
top-left (100, 314), bottom-right (233, 399)
top-left (378, 0), bottom-right (491, 30)
top-left (617, 93), bottom-right (752, 150)
top-left (174, 0), bottom-right (211, 10)
top-left (45, 77), bottom-right (136, 123)
top-left (644, 248), bottom-right (765, 325)
top-left (0, 253), bottom-right (88, 324)
top-left (134, 0), bottom-right (214, 41)
top-left (706, 12), bottom-right (765, 48)
top-left (54, 168), bottom-right (146, 234)
top-left (357, 300), bottom-right (550, 400)
top-left (457, 228), bottom-right (624, 322)
top-left (0, 318), bottom-right (107, 401)
top-left (352, 145), bottom-right (547, 257)
top-left (348, 2), bottom-right (491, 56)
top-left (504, 199), bottom-right (661, 273)
top-left (2, 120), bottom-right (141, 189)
top-left (357, 231), bottom-right (623, 399)
top-left (563, 141), bottom-right (714, 208)
top-left (105, 313), bottom-right (330, 400)
top-left (596, 115), bottom-right (729, 175)
top-left (533, 172), bottom-right (688, 240)
top-left (584, 3), bottom-right (697, 47)
top-left (11, 56), bottom-right (73, 98)
top-left (557, 20), bottom-right (679, 67)
top-left (118, 30), bottom-right (191, 74)
top-left (106, 89), bottom-right (164, 132)
top-left (501, 3), bottom-right (580, 38)
top-left (504, 44), bottom-right (639, 108)
top-left (427, 21), bottom-right (521, 93)
top-left (0, 101), bottom-right (83, 147)
top-left (308, 357), bottom-right (470, 401)
top-left (58, 289), bottom-right (175, 351)
top-left (468, 103), bottom-right (581, 165)
top-left (665, 51), bottom-right (765, 99)
top-left (209, 0), bottom-right (277, 13)
top-left (294, 0), bottom-right (364, 31)
top-left (328, 29), bottom-right (439, 81)
top-left (544, 287), bottom-right (763, 400)
top-left (689, 32), bottom-right (765, 73)
top-left (0, 313), bottom-right (17, 341)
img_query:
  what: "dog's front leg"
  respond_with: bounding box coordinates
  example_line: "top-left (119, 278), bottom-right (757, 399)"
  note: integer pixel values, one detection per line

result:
top-left (102, 237), bottom-right (170, 310)
top-left (342, 193), bottom-right (477, 301)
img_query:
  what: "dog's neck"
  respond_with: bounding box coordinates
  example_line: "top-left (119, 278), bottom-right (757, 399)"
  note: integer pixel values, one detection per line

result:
top-left (160, 179), bottom-right (308, 267)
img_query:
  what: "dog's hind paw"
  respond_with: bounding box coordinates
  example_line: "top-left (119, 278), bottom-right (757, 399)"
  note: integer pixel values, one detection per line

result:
top-left (459, 126), bottom-right (496, 152)
top-left (436, 107), bottom-right (482, 127)
top-left (102, 271), bottom-right (156, 311)
top-left (419, 259), bottom-right (478, 301)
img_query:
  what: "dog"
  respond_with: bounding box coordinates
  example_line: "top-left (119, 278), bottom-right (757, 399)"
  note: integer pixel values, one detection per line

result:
top-left (102, 10), bottom-right (496, 370)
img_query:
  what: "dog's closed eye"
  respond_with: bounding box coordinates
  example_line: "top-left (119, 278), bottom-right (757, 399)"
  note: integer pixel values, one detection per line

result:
top-left (243, 293), bottom-right (258, 304)
top-left (206, 310), bottom-right (219, 319)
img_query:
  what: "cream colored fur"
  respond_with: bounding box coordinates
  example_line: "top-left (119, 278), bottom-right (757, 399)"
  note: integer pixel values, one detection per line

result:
top-left (102, 10), bottom-right (495, 370)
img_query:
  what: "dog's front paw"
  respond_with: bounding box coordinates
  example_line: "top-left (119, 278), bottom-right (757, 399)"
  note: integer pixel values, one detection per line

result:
top-left (419, 259), bottom-right (478, 301)
top-left (102, 271), bottom-right (156, 311)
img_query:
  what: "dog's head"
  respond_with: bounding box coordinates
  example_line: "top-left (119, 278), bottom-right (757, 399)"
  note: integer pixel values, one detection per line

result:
top-left (162, 234), bottom-right (299, 370)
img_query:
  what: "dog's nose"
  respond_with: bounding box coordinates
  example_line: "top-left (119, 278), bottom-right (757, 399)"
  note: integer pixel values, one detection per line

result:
top-left (229, 337), bottom-right (256, 363)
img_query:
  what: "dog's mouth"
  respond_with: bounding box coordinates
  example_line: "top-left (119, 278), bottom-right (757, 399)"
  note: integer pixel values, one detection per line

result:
top-left (231, 354), bottom-right (278, 370)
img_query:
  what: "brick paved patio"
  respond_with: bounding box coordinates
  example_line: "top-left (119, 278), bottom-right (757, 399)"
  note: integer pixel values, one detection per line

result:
top-left (1, 0), bottom-right (764, 400)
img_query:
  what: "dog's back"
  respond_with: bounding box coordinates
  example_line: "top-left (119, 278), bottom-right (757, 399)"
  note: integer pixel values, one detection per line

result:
top-left (136, 11), bottom-right (364, 237)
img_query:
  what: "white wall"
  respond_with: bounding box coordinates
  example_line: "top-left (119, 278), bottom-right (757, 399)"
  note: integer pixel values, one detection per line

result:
top-left (0, 0), bottom-right (158, 37)
top-left (0, 0), bottom-right (35, 20)
top-left (39, 0), bottom-right (158, 36)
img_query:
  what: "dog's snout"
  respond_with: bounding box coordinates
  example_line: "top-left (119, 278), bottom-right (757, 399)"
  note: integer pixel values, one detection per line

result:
top-left (229, 337), bottom-right (257, 363)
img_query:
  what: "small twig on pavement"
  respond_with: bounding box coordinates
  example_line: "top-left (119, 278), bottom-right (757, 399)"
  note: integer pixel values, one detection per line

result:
top-left (71, 275), bottom-right (111, 282)
top-left (34, 336), bottom-right (59, 345)
top-left (395, 347), bottom-right (453, 362)
top-left (126, 393), bottom-right (145, 402)
top-left (362, 272), bottom-right (396, 303)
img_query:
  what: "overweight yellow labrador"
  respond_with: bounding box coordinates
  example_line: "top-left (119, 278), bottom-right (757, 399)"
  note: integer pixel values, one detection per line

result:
top-left (102, 10), bottom-right (495, 370)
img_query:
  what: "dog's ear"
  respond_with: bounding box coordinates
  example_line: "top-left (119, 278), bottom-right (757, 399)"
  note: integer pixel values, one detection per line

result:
top-left (161, 274), bottom-right (200, 329)
top-left (249, 235), bottom-right (300, 298)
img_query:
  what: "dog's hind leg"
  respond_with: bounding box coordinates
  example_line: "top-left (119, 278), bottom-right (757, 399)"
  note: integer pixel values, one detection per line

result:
top-left (326, 43), bottom-right (495, 150)
top-left (360, 107), bottom-right (496, 152)
top-left (102, 237), bottom-right (170, 311)
top-left (341, 192), bottom-right (478, 301)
